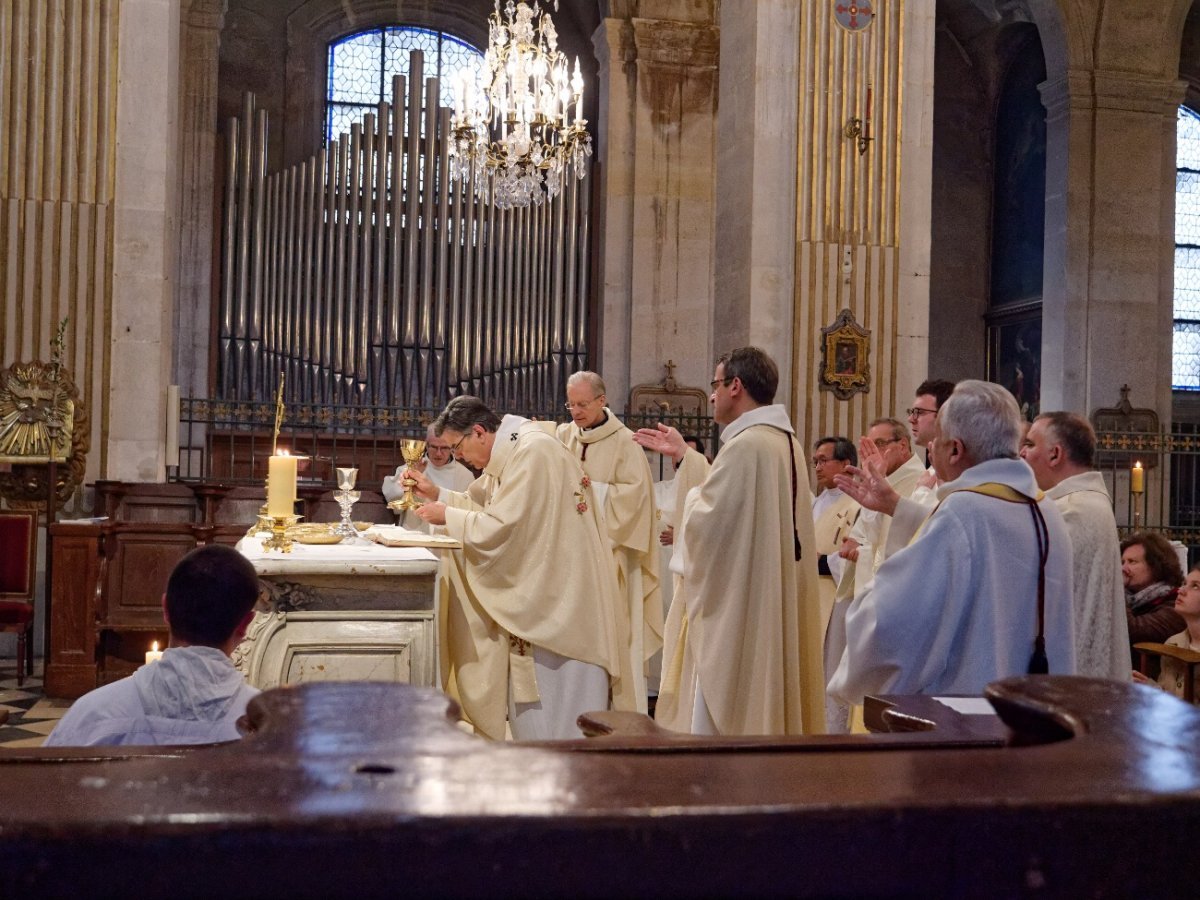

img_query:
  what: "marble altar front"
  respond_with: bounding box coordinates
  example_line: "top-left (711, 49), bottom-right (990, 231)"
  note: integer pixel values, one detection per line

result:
top-left (234, 536), bottom-right (442, 690)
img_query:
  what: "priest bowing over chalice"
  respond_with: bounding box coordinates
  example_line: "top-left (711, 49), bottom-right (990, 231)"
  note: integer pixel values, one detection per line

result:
top-left (405, 395), bottom-right (635, 741)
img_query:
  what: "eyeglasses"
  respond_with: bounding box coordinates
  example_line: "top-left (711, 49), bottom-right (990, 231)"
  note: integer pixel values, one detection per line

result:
top-left (448, 430), bottom-right (474, 453)
top-left (564, 396), bottom-right (603, 411)
top-left (906, 407), bottom-right (937, 418)
top-left (871, 437), bottom-right (902, 448)
top-left (710, 377), bottom-right (735, 390)
top-left (812, 457), bottom-right (837, 468)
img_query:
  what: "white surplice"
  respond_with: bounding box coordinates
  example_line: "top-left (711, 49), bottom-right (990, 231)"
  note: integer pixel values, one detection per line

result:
top-left (829, 457), bottom-right (1078, 704)
top-left (1045, 470), bottom-right (1131, 680)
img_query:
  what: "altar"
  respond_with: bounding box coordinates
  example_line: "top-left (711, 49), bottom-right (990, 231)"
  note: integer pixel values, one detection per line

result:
top-left (234, 534), bottom-right (444, 690)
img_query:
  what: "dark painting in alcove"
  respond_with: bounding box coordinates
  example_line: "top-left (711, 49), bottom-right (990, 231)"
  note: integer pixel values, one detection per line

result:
top-left (991, 37), bottom-right (1047, 306)
top-left (989, 316), bottom-right (1041, 422)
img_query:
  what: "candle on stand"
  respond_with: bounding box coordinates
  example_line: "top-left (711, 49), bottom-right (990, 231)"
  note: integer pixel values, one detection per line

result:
top-left (267, 450), bottom-right (298, 517)
top-left (145, 641), bottom-right (163, 665)
top-left (1131, 461), bottom-right (1145, 494)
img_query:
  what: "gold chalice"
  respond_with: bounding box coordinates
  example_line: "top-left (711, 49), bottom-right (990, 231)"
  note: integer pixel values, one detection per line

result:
top-left (390, 438), bottom-right (427, 512)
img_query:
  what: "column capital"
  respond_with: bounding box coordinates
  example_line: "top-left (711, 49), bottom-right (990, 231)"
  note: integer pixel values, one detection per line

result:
top-left (1041, 69), bottom-right (1188, 121)
top-left (183, 0), bottom-right (226, 32)
top-left (592, 18), bottom-right (637, 75)
top-left (631, 18), bottom-right (719, 69)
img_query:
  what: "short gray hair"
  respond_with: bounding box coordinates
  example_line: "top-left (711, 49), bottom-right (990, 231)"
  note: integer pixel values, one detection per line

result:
top-left (567, 371), bottom-right (606, 397)
top-left (938, 380), bottom-right (1023, 463)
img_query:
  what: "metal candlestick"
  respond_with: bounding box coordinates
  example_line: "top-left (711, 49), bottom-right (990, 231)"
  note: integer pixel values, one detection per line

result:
top-left (262, 514), bottom-right (295, 553)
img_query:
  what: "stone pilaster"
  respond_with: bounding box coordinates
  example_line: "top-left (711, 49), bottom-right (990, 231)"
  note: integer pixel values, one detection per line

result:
top-left (592, 7), bottom-right (719, 408)
top-left (176, 0), bottom-right (227, 402)
top-left (714, 0), bottom-right (801, 402)
top-left (108, 0), bottom-right (183, 481)
top-left (1039, 70), bottom-right (1187, 421)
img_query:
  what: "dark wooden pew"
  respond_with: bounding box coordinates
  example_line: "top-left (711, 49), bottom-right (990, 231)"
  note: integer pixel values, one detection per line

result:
top-left (2, 676), bottom-right (1199, 897)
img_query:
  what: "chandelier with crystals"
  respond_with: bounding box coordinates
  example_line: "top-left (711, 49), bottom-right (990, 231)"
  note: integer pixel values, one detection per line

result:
top-left (449, 0), bottom-right (592, 209)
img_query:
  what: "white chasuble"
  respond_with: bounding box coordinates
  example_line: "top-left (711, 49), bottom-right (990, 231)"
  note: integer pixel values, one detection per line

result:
top-left (1046, 471), bottom-right (1130, 680)
top-left (558, 411), bottom-right (663, 713)
top-left (657, 404), bottom-right (824, 736)
top-left (438, 416), bottom-right (634, 740)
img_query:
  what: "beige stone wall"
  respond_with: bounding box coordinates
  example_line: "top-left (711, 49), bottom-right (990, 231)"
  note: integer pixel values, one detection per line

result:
top-left (593, 3), bottom-right (719, 407)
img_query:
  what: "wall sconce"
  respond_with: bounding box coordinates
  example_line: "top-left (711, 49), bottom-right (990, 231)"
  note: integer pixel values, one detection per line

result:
top-left (844, 83), bottom-right (873, 156)
top-left (843, 118), bottom-right (873, 156)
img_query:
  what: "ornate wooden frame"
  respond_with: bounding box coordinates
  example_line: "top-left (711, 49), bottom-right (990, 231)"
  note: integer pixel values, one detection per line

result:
top-left (819, 308), bottom-right (871, 399)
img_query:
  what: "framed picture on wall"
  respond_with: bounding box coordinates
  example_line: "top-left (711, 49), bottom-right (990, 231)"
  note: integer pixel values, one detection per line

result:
top-left (987, 305), bottom-right (1041, 421)
top-left (819, 309), bottom-right (870, 400)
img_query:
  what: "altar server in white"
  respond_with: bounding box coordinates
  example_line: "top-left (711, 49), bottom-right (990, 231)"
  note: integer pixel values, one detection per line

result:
top-left (45, 545), bottom-right (260, 746)
top-left (557, 371), bottom-right (662, 713)
top-left (411, 396), bottom-right (633, 741)
top-left (829, 380), bottom-right (1077, 703)
top-left (634, 347), bottom-right (824, 736)
top-left (1021, 411), bottom-right (1130, 680)
top-left (382, 424), bottom-right (475, 530)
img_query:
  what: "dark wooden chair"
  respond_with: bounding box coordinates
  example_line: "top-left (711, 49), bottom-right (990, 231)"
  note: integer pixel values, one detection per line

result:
top-left (0, 509), bottom-right (38, 686)
top-left (1135, 640), bottom-right (1200, 702)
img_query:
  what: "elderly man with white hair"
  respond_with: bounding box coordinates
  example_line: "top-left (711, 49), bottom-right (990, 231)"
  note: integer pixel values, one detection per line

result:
top-left (829, 380), bottom-right (1078, 703)
top-left (557, 371), bottom-right (662, 714)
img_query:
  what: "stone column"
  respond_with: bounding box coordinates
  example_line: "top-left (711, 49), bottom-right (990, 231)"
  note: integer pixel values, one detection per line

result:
top-left (592, 5), bottom-right (719, 407)
top-left (713, 0), bottom-right (801, 401)
top-left (175, 0), bottom-right (226, 402)
top-left (108, 0), bottom-right (182, 481)
top-left (1039, 70), bottom-right (1187, 420)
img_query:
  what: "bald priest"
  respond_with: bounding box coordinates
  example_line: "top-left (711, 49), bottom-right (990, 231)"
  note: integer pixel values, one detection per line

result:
top-left (557, 370), bottom-right (663, 714)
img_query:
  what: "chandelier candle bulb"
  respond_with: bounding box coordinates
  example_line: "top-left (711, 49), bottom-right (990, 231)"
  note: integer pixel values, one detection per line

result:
top-left (267, 451), bottom-right (298, 517)
top-left (1132, 461), bottom-right (1145, 494)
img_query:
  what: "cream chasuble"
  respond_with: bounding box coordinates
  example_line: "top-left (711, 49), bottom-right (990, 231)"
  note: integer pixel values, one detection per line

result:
top-left (438, 417), bottom-right (634, 740)
top-left (558, 411), bottom-right (663, 713)
top-left (1046, 471), bottom-right (1131, 680)
top-left (656, 405), bottom-right (825, 736)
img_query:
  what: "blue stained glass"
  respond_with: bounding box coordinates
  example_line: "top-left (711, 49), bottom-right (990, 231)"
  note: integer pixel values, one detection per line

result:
top-left (1176, 107), bottom-right (1200, 389)
top-left (1179, 107), bottom-right (1200, 171)
top-left (1174, 322), bottom-right (1200, 389)
top-left (1177, 247), bottom-right (1200, 317)
top-left (328, 26), bottom-right (484, 140)
top-left (329, 31), bottom-right (383, 104)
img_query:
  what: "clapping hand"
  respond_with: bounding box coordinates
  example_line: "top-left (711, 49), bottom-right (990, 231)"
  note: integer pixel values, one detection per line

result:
top-left (632, 423), bottom-right (686, 464)
top-left (833, 437), bottom-right (901, 516)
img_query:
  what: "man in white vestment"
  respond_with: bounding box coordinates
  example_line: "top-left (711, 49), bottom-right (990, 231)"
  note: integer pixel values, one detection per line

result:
top-left (557, 371), bottom-right (663, 713)
top-left (382, 424), bottom-right (475, 530)
top-left (409, 396), bottom-right (633, 741)
top-left (829, 381), bottom-right (1077, 704)
top-left (45, 545), bottom-right (260, 746)
top-left (1021, 412), bottom-right (1131, 680)
top-left (825, 418), bottom-right (924, 731)
top-left (811, 437), bottom-right (859, 633)
top-left (633, 347), bottom-right (824, 736)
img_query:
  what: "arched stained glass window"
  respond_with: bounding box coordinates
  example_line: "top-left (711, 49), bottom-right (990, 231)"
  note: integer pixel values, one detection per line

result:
top-left (326, 26), bottom-right (484, 143)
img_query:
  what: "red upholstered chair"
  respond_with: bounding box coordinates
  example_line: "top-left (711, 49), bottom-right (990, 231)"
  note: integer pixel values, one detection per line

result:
top-left (0, 510), bottom-right (38, 686)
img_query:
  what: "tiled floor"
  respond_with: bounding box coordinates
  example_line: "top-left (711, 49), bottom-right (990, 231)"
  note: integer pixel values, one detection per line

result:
top-left (0, 663), bottom-right (71, 748)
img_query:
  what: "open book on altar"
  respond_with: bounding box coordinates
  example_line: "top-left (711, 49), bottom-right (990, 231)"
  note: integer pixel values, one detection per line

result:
top-left (361, 524), bottom-right (462, 550)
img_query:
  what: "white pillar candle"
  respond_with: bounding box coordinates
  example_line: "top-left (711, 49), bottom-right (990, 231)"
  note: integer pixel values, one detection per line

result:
top-left (267, 451), bottom-right (298, 517)
top-left (145, 641), bottom-right (164, 665)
